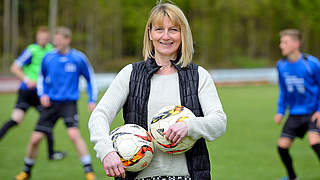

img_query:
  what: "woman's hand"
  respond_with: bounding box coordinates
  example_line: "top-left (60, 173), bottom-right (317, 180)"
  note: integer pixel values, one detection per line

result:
top-left (103, 151), bottom-right (126, 178)
top-left (163, 121), bottom-right (188, 144)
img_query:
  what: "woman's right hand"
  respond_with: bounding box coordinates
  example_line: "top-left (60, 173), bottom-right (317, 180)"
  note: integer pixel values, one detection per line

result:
top-left (103, 151), bottom-right (126, 178)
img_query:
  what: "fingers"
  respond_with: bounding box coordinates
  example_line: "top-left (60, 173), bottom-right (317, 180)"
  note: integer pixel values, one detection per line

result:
top-left (317, 119), bottom-right (320, 129)
top-left (274, 114), bottom-right (283, 124)
top-left (105, 163), bottom-right (125, 177)
top-left (309, 112), bottom-right (320, 128)
top-left (119, 165), bottom-right (126, 178)
top-left (311, 112), bottom-right (320, 122)
top-left (171, 133), bottom-right (180, 144)
top-left (88, 103), bottom-right (96, 112)
top-left (103, 152), bottom-right (126, 178)
top-left (40, 95), bottom-right (51, 107)
top-left (112, 165), bottom-right (125, 177)
top-left (26, 81), bottom-right (37, 89)
top-left (164, 122), bottom-right (188, 144)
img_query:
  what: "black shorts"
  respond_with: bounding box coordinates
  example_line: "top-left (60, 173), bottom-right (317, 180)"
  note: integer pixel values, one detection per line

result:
top-left (15, 89), bottom-right (42, 112)
top-left (281, 114), bottom-right (320, 139)
top-left (35, 101), bottom-right (79, 134)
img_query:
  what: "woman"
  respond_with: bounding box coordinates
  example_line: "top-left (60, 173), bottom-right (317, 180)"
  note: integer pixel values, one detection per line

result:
top-left (89, 2), bottom-right (227, 180)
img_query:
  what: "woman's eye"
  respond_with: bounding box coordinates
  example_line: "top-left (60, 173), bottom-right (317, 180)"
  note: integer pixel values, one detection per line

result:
top-left (154, 27), bottom-right (163, 31)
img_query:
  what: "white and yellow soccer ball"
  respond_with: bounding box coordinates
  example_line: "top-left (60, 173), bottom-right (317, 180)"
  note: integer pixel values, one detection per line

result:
top-left (149, 105), bottom-right (196, 154)
top-left (110, 124), bottom-right (154, 172)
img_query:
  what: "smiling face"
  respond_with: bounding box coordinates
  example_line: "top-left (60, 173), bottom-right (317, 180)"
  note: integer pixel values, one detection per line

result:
top-left (279, 35), bottom-right (300, 56)
top-left (150, 16), bottom-right (181, 60)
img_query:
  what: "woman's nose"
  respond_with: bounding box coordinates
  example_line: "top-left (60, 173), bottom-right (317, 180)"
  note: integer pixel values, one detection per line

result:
top-left (162, 29), bottom-right (170, 40)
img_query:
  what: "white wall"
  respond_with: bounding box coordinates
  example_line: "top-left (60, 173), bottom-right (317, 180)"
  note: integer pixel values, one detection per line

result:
top-left (79, 68), bottom-right (278, 91)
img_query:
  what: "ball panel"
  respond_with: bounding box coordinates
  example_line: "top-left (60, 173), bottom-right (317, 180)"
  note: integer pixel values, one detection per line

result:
top-left (150, 105), bottom-right (196, 154)
top-left (110, 124), bottom-right (154, 172)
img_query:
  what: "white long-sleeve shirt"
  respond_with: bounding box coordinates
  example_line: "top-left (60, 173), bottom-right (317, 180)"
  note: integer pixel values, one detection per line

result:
top-left (88, 64), bottom-right (227, 178)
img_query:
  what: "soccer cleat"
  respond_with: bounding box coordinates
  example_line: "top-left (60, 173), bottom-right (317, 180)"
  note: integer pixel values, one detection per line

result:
top-left (280, 177), bottom-right (299, 180)
top-left (13, 172), bottom-right (29, 180)
top-left (85, 172), bottom-right (97, 180)
top-left (49, 151), bottom-right (67, 160)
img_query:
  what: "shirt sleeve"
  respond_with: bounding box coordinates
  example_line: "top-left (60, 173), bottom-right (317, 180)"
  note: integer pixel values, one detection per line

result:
top-left (184, 66), bottom-right (227, 141)
top-left (88, 64), bottom-right (132, 161)
top-left (15, 49), bottom-right (32, 67)
top-left (309, 57), bottom-right (320, 112)
top-left (276, 63), bottom-right (287, 115)
top-left (80, 55), bottom-right (98, 103)
top-left (37, 55), bottom-right (48, 97)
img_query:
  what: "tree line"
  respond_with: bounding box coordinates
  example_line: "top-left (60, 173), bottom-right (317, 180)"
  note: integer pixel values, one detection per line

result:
top-left (1, 0), bottom-right (320, 73)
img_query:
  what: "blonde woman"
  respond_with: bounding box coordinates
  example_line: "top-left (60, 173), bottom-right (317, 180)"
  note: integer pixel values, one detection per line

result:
top-left (89, 2), bottom-right (227, 180)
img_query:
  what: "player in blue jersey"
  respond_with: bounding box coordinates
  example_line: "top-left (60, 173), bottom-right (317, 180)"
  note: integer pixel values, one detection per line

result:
top-left (14, 27), bottom-right (98, 180)
top-left (0, 26), bottom-right (65, 160)
top-left (274, 29), bottom-right (320, 180)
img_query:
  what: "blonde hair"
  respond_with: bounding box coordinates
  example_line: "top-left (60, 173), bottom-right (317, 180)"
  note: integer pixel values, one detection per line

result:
top-left (142, 2), bottom-right (193, 67)
top-left (55, 26), bottom-right (72, 39)
top-left (279, 29), bottom-right (302, 42)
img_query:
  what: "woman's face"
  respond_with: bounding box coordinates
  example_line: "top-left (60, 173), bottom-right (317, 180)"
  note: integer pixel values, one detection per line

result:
top-left (150, 16), bottom-right (181, 59)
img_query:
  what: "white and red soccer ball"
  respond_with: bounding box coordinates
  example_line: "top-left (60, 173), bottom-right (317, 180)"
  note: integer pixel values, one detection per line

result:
top-left (149, 105), bottom-right (196, 154)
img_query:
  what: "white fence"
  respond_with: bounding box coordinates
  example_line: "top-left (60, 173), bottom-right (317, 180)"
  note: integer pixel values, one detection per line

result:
top-left (210, 68), bottom-right (277, 84)
top-left (79, 68), bottom-right (278, 91)
top-left (0, 68), bottom-right (278, 93)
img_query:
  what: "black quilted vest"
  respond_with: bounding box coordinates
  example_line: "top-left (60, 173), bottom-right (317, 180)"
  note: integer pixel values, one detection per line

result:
top-left (117, 57), bottom-right (211, 180)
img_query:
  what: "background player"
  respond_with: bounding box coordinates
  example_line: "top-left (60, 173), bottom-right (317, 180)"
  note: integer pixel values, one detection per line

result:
top-left (13, 26), bottom-right (98, 180)
top-left (0, 26), bottom-right (65, 160)
top-left (274, 29), bottom-right (320, 180)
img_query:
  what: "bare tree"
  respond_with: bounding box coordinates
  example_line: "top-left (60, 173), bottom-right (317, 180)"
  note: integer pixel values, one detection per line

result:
top-left (11, 0), bottom-right (19, 58)
top-left (49, 0), bottom-right (58, 41)
top-left (3, 0), bottom-right (11, 73)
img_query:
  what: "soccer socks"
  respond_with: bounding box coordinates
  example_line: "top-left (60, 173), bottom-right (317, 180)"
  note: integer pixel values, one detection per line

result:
top-left (23, 157), bottom-right (35, 175)
top-left (278, 146), bottom-right (297, 179)
top-left (311, 144), bottom-right (320, 160)
top-left (81, 155), bottom-right (94, 173)
top-left (46, 132), bottom-right (55, 157)
top-left (0, 119), bottom-right (18, 140)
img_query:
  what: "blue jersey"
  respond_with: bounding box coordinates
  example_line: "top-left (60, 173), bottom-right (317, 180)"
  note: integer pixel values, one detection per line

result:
top-left (37, 49), bottom-right (98, 103)
top-left (276, 54), bottom-right (320, 115)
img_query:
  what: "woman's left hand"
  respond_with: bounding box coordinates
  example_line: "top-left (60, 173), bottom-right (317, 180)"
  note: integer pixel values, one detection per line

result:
top-left (163, 121), bottom-right (188, 144)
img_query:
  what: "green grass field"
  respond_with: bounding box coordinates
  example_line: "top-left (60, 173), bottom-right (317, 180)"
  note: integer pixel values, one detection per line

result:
top-left (0, 85), bottom-right (319, 180)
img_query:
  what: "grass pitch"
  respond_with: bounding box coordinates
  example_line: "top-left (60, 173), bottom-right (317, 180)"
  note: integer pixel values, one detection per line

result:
top-left (0, 85), bottom-right (318, 180)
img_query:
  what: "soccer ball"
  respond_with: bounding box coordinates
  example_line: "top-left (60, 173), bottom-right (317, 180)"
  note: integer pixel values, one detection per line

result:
top-left (149, 105), bottom-right (196, 154)
top-left (110, 124), bottom-right (154, 172)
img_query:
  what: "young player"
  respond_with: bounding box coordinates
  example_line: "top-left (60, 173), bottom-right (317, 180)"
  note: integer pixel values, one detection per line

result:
top-left (14, 26), bottom-right (98, 180)
top-left (274, 29), bottom-right (320, 180)
top-left (0, 26), bottom-right (65, 160)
